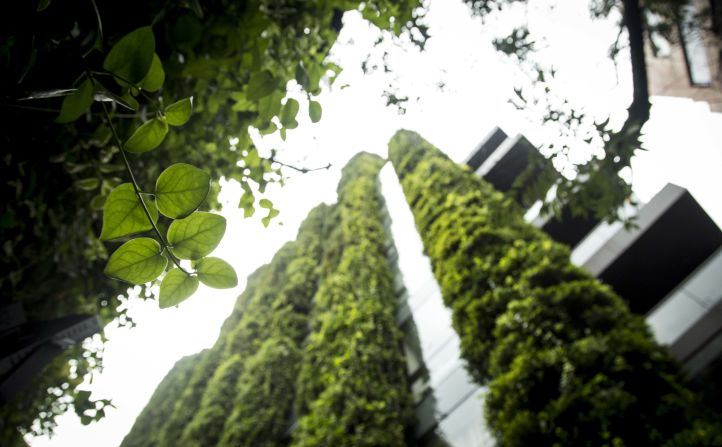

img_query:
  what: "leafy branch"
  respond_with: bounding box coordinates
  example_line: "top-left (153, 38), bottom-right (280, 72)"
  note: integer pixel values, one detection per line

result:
top-left (52, 26), bottom-right (239, 309)
top-left (95, 92), bottom-right (189, 275)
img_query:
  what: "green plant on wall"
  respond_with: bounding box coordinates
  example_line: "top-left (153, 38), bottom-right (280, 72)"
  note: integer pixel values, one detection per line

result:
top-left (0, 1), bottom-right (426, 441)
top-left (389, 130), bottom-right (722, 446)
top-left (120, 154), bottom-right (414, 447)
top-left (121, 204), bottom-right (332, 447)
top-left (292, 154), bottom-right (413, 447)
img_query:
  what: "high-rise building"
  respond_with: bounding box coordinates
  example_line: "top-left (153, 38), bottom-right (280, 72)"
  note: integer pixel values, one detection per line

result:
top-left (122, 131), bottom-right (722, 447)
top-left (646, 0), bottom-right (722, 111)
top-left (394, 128), bottom-right (722, 445)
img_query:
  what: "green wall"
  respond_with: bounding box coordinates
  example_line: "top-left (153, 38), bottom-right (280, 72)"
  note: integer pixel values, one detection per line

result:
top-left (121, 153), bottom-right (413, 447)
top-left (389, 130), bottom-right (722, 446)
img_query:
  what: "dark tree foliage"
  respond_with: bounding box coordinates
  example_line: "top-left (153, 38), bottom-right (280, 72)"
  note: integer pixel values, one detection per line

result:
top-left (389, 130), bottom-right (722, 446)
top-left (0, 0), bottom-right (425, 441)
top-left (462, 0), bottom-right (691, 225)
top-left (122, 154), bottom-right (414, 447)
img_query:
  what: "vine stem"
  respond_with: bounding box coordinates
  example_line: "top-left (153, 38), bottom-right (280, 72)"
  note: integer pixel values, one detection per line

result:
top-left (91, 70), bottom-right (164, 112)
top-left (90, 75), bottom-right (191, 275)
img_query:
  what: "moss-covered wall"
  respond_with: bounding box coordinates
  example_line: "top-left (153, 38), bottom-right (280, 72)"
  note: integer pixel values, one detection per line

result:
top-left (388, 130), bottom-right (722, 446)
top-left (121, 153), bottom-right (413, 447)
top-left (292, 154), bottom-right (413, 447)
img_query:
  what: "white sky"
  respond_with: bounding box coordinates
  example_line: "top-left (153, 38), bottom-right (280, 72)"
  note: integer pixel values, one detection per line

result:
top-left (29, 1), bottom-right (722, 446)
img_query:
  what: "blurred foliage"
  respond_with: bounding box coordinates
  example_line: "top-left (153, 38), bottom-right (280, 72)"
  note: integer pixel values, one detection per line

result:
top-left (389, 130), bottom-right (722, 446)
top-left (463, 0), bottom-right (692, 225)
top-left (121, 154), bottom-right (413, 446)
top-left (292, 154), bottom-right (413, 447)
top-left (121, 204), bottom-right (330, 447)
top-left (0, 0), bottom-right (426, 442)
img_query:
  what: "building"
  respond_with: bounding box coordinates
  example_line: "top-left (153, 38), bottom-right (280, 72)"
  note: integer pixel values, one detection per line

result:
top-left (646, 0), bottom-right (722, 111)
top-left (389, 127), bottom-right (721, 445)
top-left (123, 131), bottom-right (722, 446)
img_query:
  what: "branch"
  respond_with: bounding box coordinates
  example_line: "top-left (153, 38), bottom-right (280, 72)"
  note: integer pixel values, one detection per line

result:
top-left (622, 0), bottom-right (651, 124)
top-left (270, 157), bottom-right (331, 174)
top-left (92, 76), bottom-right (190, 275)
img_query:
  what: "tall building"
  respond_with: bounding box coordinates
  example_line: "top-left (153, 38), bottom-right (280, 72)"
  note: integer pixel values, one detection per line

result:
top-left (122, 132), bottom-right (722, 446)
top-left (462, 127), bottom-right (722, 386)
top-left (646, 0), bottom-right (722, 111)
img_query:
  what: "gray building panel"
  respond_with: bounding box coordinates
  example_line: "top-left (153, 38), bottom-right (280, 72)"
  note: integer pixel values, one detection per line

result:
top-left (464, 127), bottom-right (508, 171)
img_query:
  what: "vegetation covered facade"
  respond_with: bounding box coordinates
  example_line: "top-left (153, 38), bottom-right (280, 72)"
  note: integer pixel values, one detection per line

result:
top-left (121, 153), bottom-right (414, 447)
top-left (126, 131), bottom-right (722, 447)
top-left (389, 130), bottom-right (722, 446)
top-left (0, 2), bottom-right (425, 441)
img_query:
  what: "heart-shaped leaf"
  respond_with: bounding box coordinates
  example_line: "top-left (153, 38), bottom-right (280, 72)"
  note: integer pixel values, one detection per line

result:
top-left (167, 212), bottom-right (226, 260)
top-left (165, 97), bottom-right (193, 126)
top-left (155, 163), bottom-right (210, 218)
top-left (309, 100), bottom-right (322, 123)
top-left (139, 53), bottom-right (165, 92)
top-left (280, 98), bottom-right (299, 129)
top-left (104, 238), bottom-right (166, 284)
top-left (247, 70), bottom-right (277, 101)
top-left (196, 257), bottom-right (238, 289)
top-left (100, 183), bottom-right (158, 241)
top-left (104, 27), bottom-right (155, 85)
top-left (56, 79), bottom-right (94, 123)
top-left (124, 118), bottom-right (168, 153)
top-left (159, 268), bottom-right (199, 308)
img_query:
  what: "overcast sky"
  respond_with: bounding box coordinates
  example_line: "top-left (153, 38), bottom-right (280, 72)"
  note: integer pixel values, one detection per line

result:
top-left (29, 1), bottom-right (722, 446)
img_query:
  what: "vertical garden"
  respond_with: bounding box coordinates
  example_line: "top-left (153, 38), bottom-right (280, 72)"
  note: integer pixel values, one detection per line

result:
top-left (121, 153), bottom-right (414, 447)
top-left (389, 130), bottom-right (722, 446)
top-left (124, 131), bottom-right (722, 447)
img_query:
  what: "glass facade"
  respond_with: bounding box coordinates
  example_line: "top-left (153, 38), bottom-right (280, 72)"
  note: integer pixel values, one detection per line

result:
top-left (379, 165), bottom-right (495, 447)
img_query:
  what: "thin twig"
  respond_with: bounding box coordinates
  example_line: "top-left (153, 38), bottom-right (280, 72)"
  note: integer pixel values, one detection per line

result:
top-left (271, 158), bottom-right (331, 174)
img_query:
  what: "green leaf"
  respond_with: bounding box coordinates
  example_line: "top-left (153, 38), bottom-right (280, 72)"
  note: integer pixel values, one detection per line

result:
top-left (159, 268), bottom-right (199, 308)
top-left (139, 53), bottom-right (165, 92)
top-left (75, 178), bottom-right (99, 191)
top-left (124, 118), bottom-right (168, 153)
top-left (231, 91), bottom-right (255, 112)
top-left (295, 63), bottom-right (310, 90)
top-left (37, 0), bottom-right (51, 12)
top-left (103, 27), bottom-right (155, 85)
top-left (280, 98), bottom-right (299, 128)
top-left (104, 237), bottom-right (167, 284)
top-left (239, 187), bottom-right (255, 218)
top-left (100, 183), bottom-right (158, 241)
top-left (165, 98), bottom-right (193, 126)
top-left (257, 90), bottom-right (283, 125)
top-left (119, 91), bottom-right (139, 110)
top-left (56, 79), bottom-right (93, 123)
top-left (259, 198), bottom-right (272, 208)
top-left (195, 257), bottom-right (238, 289)
top-left (309, 100), bottom-right (322, 123)
top-left (155, 163), bottom-right (210, 218)
top-left (90, 194), bottom-right (107, 210)
top-left (258, 122), bottom-right (277, 135)
top-left (167, 212), bottom-right (226, 260)
top-left (247, 70), bottom-right (277, 101)
top-left (261, 207), bottom-right (280, 228)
